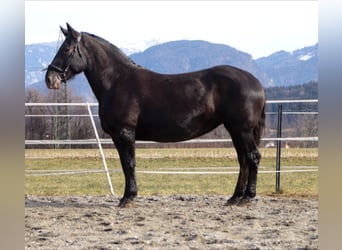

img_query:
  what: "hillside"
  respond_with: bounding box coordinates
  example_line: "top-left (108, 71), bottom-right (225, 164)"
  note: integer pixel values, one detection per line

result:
top-left (25, 40), bottom-right (318, 101)
top-left (25, 42), bottom-right (57, 86)
top-left (256, 44), bottom-right (318, 86)
top-left (130, 40), bottom-right (271, 87)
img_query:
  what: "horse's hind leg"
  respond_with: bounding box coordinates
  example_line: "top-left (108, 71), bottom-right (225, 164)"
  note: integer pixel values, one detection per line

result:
top-left (225, 127), bottom-right (260, 206)
top-left (245, 147), bottom-right (261, 200)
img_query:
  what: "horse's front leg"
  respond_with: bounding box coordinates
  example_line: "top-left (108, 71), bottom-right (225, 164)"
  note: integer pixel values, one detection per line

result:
top-left (113, 128), bottom-right (138, 208)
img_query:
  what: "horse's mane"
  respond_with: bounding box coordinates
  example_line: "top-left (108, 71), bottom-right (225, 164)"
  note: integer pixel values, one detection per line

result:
top-left (83, 32), bottom-right (139, 67)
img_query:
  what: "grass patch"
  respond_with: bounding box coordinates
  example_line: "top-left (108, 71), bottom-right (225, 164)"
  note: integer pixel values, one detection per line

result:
top-left (25, 148), bottom-right (318, 198)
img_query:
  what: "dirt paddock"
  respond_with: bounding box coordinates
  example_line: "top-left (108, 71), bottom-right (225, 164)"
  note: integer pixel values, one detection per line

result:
top-left (25, 195), bottom-right (318, 249)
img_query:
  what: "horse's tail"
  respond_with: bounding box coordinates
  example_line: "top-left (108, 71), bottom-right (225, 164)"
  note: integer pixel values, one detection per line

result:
top-left (254, 101), bottom-right (266, 146)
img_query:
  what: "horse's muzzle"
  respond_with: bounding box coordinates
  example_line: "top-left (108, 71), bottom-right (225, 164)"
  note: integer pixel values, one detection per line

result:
top-left (45, 74), bottom-right (61, 89)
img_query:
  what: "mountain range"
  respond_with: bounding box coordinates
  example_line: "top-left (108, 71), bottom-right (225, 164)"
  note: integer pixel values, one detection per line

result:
top-left (25, 40), bottom-right (318, 101)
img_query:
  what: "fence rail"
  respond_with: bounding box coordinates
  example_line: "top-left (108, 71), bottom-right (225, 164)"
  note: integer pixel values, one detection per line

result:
top-left (24, 99), bottom-right (319, 106)
top-left (25, 137), bottom-right (318, 145)
top-left (25, 111), bottom-right (319, 117)
top-left (25, 167), bottom-right (318, 177)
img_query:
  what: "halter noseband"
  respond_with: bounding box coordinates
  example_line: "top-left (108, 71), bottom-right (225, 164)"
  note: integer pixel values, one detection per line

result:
top-left (47, 35), bottom-right (84, 83)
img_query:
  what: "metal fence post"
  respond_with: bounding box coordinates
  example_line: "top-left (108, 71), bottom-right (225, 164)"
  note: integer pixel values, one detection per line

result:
top-left (276, 104), bottom-right (283, 193)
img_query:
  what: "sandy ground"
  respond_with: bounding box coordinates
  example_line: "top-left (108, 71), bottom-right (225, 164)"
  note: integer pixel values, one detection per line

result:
top-left (25, 195), bottom-right (318, 249)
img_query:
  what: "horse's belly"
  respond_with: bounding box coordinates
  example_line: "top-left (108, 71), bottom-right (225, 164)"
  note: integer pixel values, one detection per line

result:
top-left (135, 114), bottom-right (220, 142)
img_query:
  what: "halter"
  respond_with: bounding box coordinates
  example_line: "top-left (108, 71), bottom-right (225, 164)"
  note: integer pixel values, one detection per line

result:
top-left (47, 35), bottom-right (84, 83)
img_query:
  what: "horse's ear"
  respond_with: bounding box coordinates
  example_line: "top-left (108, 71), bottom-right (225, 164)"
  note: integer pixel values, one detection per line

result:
top-left (66, 23), bottom-right (81, 42)
top-left (60, 25), bottom-right (68, 37)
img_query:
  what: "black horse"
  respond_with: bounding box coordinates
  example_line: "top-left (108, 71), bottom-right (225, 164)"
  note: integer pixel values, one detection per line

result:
top-left (46, 23), bottom-right (266, 208)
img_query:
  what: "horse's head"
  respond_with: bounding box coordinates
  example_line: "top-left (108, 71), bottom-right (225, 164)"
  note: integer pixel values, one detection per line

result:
top-left (45, 23), bottom-right (86, 89)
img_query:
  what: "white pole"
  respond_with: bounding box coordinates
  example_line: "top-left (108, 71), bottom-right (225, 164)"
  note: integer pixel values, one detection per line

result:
top-left (86, 103), bottom-right (115, 197)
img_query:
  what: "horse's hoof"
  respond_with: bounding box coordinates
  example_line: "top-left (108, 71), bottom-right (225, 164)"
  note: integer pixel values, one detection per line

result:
top-left (118, 198), bottom-right (134, 208)
top-left (237, 196), bottom-right (252, 206)
top-left (225, 196), bottom-right (241, 206)
top-left (237, 196), bottom-right (257, 207)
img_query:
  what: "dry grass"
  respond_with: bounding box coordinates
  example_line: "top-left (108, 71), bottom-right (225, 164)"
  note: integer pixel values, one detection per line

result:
top-left (25, 147), bottom-right (318, 159)
top-left (25, 148), bottom-right (318, 198)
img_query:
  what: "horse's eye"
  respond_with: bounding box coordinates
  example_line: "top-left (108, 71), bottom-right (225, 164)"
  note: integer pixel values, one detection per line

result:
top-left (62, 47), bottom-right (72, 54)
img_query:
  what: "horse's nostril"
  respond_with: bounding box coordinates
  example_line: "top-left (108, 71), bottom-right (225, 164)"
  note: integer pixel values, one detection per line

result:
top-left (46, 77), bottom-right (53, 88)
top-left (46, 75), bottom-right (60, 89)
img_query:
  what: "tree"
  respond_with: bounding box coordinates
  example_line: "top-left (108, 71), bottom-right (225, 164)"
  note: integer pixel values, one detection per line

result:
top-left (25, 89), bottom-right (49, 145)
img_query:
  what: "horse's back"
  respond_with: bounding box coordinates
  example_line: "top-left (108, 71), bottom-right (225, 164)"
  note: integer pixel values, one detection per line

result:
top-left (209, 65), bottom-right (264, 92)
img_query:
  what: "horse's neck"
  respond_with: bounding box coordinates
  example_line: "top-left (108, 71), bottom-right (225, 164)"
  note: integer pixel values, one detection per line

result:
top-left (83, 36), bottom-right (136, 102)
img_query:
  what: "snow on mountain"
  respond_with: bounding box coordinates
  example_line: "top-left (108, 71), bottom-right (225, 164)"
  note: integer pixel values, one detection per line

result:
top-left (25, 42), bottom-right (58, 87)
top-left (298, 53), bottom-right (314, 61)
top-left (256, 43), bottom-right (317, 86)
top-left (117, 38), bottom-right (162, 55)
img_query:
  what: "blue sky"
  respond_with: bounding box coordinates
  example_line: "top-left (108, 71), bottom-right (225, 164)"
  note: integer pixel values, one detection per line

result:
top-left (25, 1), bottom-right (318, 59)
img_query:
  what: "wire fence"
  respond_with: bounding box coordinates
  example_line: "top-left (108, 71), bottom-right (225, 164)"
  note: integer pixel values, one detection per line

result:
top-left (25, 167), bottom-right (318, 177)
